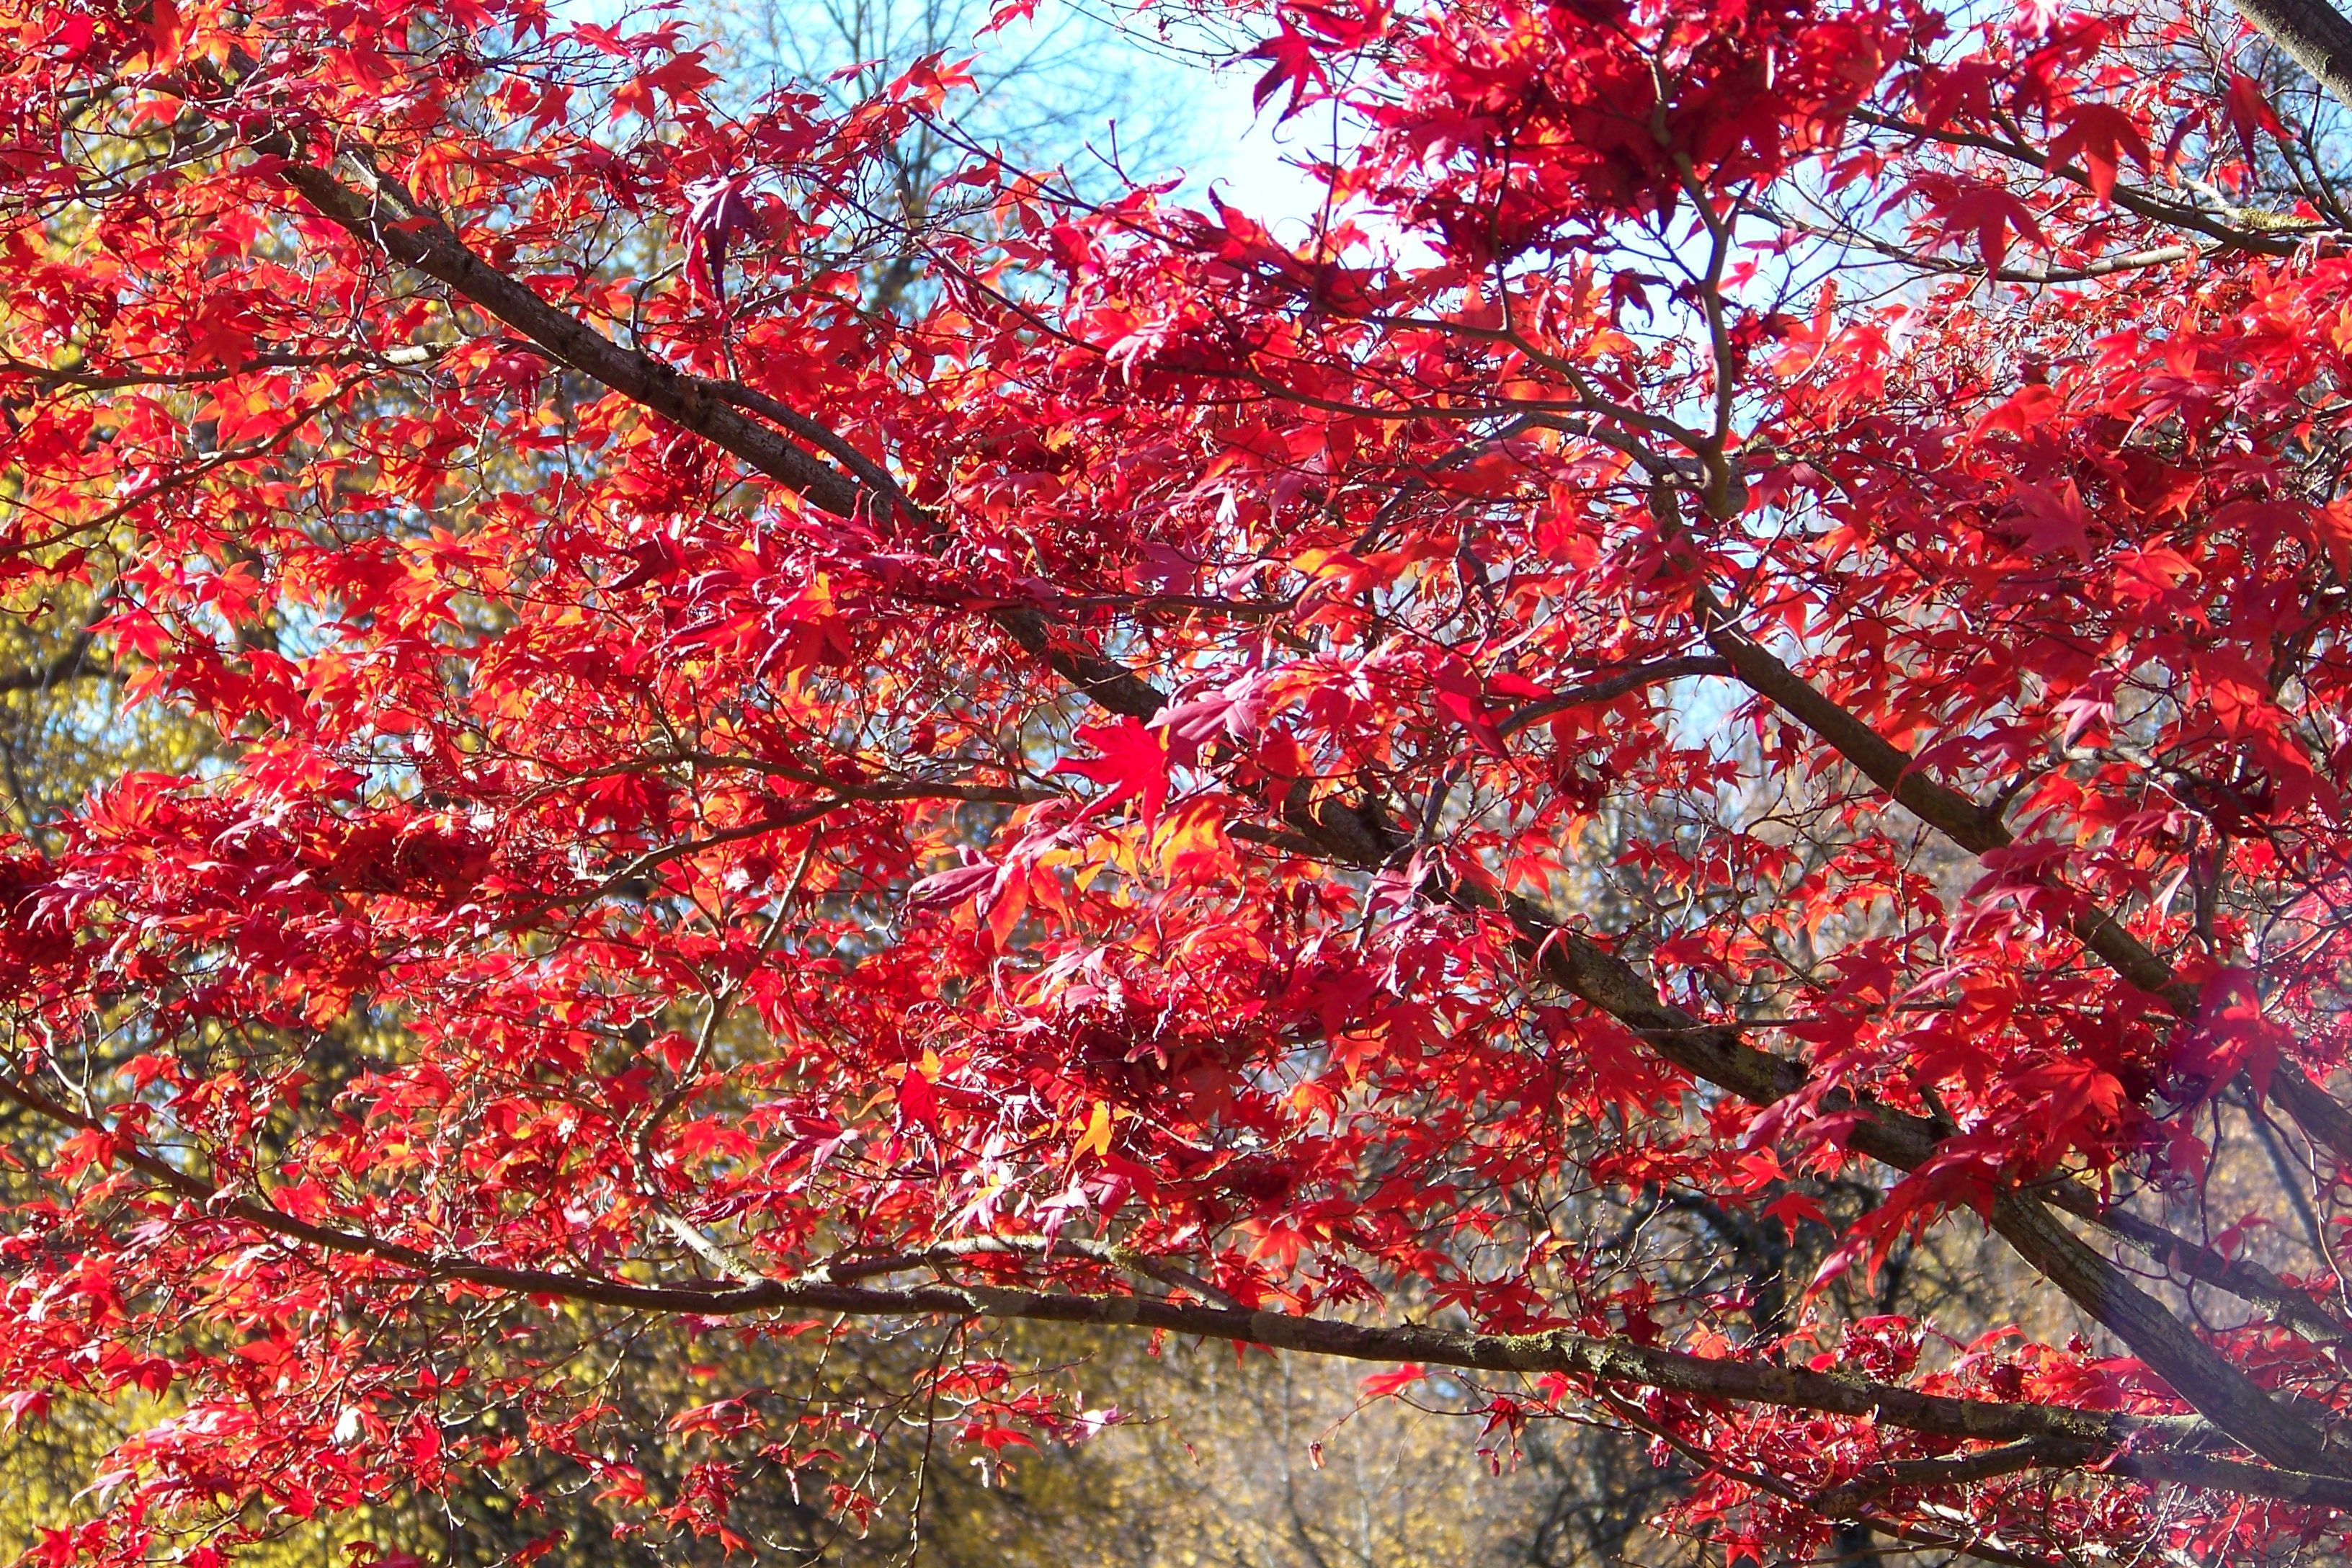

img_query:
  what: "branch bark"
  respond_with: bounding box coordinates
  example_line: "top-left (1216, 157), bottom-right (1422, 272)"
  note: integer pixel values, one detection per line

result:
top-left (0, 1067), bottom-right (2222, 1458)
top-left (1275, 781), bottom-right (2348, 1472)
top-left (2239, 0), bottom-right (2352, 111)
top-left (1678, 584), bottom-right (2346, 1470)
top-left (0, 589), bottom-right (112, 695)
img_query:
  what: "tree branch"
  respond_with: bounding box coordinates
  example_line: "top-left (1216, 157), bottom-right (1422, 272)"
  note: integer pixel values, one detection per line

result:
top-left (0, 1066), bottom-right (2224, 1457)
top-left (2239, 0), bottom-right (2352, 112)
top-left (0, 587), bottom-right (115, 695)
top-left (1269, 786), bottom-right (2345, 1472)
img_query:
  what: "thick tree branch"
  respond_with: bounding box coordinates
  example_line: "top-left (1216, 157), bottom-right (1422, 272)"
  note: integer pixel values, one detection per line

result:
top-left (241, 116), bottom-right (1177, 729)
top-left (0, 1067), bottom-right (2227, 1458)
top-left (1246, 805), bottom-right (2352, 1343)
top-left (2239, 0), bottom-right (2352, 112)
top-left (1266, 786), bottom-right (2349, 1471)
top-left (0, 587), bottom-right (115, 695)
top-left (2069, 1199), bottom-right (2352, 1341)
top-left (1680, 550), bottom-right (2352, 1175)
top-left (1670, 584), bottom-right (2349, 1469)
top-left (1497, 656), bottom-right (1734, 739)
top-left (256, 141), bottom-right (868, 519)
top-left (0, 639), bottom-right (109, 695)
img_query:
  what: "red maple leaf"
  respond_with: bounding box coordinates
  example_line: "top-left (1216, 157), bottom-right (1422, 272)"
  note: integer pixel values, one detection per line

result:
top-left (1051, 718), bottom-right (1173, 828)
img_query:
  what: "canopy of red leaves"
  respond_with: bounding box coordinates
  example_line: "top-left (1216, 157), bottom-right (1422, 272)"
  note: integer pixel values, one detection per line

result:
top-left (6, 0), bottom-right (2352, 1562)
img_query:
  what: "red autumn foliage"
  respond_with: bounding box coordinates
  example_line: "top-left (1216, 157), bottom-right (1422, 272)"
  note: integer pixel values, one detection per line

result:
top-left (9, 0), bottom-right (2352, 1562)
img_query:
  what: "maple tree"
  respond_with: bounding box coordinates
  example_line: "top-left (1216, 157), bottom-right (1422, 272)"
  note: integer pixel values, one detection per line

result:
top-left (23, 0), bottom-right (2352, 1562)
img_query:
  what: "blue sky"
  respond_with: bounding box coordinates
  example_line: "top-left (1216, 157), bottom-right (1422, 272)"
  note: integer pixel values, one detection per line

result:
top-left (1147, 50), bottom-right (1335, 233)
top-left (557, 0), bottom-right (1332, 230)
